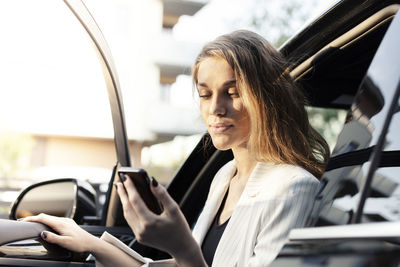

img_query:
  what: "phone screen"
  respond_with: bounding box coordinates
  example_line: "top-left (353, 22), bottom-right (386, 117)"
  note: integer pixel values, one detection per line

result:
top-left (117, 167), bottom-right (162, 215)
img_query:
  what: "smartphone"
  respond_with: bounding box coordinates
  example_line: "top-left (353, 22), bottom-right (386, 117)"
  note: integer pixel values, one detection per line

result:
top-left (117, 167), bottom-right (162, 215)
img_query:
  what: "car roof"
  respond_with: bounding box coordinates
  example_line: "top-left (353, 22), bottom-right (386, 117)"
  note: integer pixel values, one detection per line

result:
top-left (280, 0), bottom-right (399, 61)
top-left (280, 0), bottom-right (400, 109)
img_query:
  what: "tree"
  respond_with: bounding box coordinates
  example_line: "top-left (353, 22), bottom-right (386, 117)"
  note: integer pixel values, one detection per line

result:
top-left (0, 132), bottom-right (34, 187)
top-left (228, 0), bottom-right (327, 47)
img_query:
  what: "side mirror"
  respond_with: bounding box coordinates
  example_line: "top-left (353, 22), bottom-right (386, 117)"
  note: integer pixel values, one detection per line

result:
top-left (9, 178), bottom-right (97, 224)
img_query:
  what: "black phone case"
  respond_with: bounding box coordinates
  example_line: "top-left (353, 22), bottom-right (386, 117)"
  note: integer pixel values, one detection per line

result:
top-left (118, 167), bottom-right (162, 215)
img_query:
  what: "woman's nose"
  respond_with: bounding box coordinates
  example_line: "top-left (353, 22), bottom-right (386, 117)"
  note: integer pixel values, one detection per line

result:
top-left (209, 95), bottom-right (226, 116)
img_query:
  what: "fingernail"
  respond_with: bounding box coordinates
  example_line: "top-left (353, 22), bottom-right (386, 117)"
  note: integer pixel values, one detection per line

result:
top-left (119, 173), bottom-right (126, 182)
top-left (151, 177), bottom-right (158, 187)
top-left (41, 231), bottom-right (47, 239)
top-left (17, 218), bottom-right (24, 221)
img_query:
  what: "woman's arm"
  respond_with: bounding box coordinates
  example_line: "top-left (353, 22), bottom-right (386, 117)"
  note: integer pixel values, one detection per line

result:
top-left (116, 177), bottom-right (207, 267)
top-left (23, 176), bottom-right (208, 267)
top-left (24, 214), bottom-right (142, 266)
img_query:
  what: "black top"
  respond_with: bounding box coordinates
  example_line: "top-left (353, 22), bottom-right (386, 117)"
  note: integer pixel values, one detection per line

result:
top-left (201, 191), bottom-right (230, 266)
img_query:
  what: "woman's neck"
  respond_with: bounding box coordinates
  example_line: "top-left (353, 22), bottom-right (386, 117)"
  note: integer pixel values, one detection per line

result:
top-left (231, 146), bottom-right (257, 181)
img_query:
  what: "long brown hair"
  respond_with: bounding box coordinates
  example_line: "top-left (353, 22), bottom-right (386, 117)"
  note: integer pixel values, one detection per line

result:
top-left (193, 30), bottom-right (330, 178)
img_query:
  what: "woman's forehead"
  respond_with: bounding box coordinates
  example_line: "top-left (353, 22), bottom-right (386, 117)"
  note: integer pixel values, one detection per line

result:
top-left (197, 57), bottom-right (235, 84)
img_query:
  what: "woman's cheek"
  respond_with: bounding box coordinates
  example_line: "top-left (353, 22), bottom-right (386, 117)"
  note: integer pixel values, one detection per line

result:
top-left (199, 102), bottom-right (209, 123)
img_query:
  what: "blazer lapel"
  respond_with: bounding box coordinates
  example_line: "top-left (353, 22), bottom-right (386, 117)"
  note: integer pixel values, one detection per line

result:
top-left (212, 161), bottom-right (276, 265)
top-left (192, 160), bottom-right (236, 245)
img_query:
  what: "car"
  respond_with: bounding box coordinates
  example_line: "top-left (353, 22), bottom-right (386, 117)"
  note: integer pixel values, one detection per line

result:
top-left (269, 0), bottom-right (400, 265)
top-left (1, 0), bottom-right (399, 266)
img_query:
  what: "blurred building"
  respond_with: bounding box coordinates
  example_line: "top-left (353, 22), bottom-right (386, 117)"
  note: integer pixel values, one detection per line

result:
top-left (0, 0), bottom-right (207, 185)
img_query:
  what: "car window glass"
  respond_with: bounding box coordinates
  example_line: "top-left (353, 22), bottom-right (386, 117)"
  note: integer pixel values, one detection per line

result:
top-left (382, 109), bottom-right (400, 151)
top-left (311, 82), bottom-right (400, 225)
top-left (332, 115), bottom-right (400, 223)
top-left (142, 134), bottom-right (204, 185)
top-left (355, 10), bottom-right (400, 223)
top-left (80, 0), bottom-right (206, 184)
top-left (139, 74), bottom-right (205, 185)
top-left (309, 11), bottom-right (400, 225)
top-left (306, 107), bottom-right (347, 152)
top-left (0, 0), bottom-right (115, 219)
top-left (361, 109), bottom-right (400, 222)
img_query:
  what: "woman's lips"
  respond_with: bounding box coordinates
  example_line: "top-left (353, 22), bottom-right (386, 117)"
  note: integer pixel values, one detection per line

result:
top-left (209, 124), bottom-right (233, 134)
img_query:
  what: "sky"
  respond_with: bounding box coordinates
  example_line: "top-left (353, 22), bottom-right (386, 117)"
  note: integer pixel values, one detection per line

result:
top-left (0, 0), bottom-right (113, 138)
top-left (173, 0), bottom-right (336, 45)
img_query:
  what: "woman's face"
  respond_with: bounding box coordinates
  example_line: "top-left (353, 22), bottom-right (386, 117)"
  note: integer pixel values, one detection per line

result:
top-left (197, 57), bottom-right (250, 151)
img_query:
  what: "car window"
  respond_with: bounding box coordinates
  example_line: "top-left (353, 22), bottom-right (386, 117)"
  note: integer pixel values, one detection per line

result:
top-left (309, 85), bottom-right (400, 225)
top-left (308, 9), bottom-right (400, 225)
top-left (139, 74), bottom-right (205, 185)
top-left (328, 86), bottom-right (400, 223)
top-left (306, 107), bottom-right (347, 152)
top-left (141, 134), bottom-right (204, 185)
top-left (80, 0), bottom-right (206, 185)
top-left (0, 1), bottom-right (116, 219)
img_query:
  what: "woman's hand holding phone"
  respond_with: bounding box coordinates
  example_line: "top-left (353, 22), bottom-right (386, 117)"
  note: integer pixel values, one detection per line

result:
top-left (118, 168), bottom-right (162, 214)
top-left (115, 175), bottom-right (207, 267)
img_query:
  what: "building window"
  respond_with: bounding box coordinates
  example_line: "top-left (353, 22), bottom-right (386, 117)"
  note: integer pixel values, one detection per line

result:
top-left (160, 83), bottom-right (172, 103)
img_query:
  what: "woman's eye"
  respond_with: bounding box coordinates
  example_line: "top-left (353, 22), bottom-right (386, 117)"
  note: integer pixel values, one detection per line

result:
top-left (228, 91), bottom-right (239, 97)
top-left (199, 94), bottom-right (211, 98)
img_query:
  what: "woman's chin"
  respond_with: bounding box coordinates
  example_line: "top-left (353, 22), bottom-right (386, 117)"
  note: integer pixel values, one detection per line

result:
top-left (210, 134), bottom-right (249, 152)
top-left (211, 137), bottom-right (233, 151)
top-left (214, 145), bottom-right (231, 151)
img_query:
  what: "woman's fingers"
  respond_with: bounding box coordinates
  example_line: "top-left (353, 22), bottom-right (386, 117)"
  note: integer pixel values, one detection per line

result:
top-left (115, 182), bottom-right (129, 208)
top-left (23, 213), bottom-right (62, 230)
top-left (121, 176), bottom-right (154, 219)
top-left (23, 214), bottom-right (65, 244)
top-left (150, 178), bottom-right (178, 214)
top-left (115, 181), bottom-right (147, 233)
top-left (116, 175), bottom-right (197, 259)
top-left (41, 230), bottom-right (63, 244)
top-left (22, 214), bottom-right (93, 252)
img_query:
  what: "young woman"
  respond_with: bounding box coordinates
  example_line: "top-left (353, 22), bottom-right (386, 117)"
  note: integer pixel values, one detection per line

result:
top-left (25, 30), bottom-right (329, 266)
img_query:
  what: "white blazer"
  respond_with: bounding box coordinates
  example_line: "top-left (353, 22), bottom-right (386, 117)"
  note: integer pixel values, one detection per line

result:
top-left (192, 160), bottom-right (319, 266)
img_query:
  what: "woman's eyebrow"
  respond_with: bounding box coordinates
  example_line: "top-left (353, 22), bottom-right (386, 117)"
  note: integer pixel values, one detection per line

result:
top-left (223, 79), bottom-right (237, 87)
top-left (197, 79), bottom-right (236, 88)
top-left (197, 82), bottom-right (208, 88)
